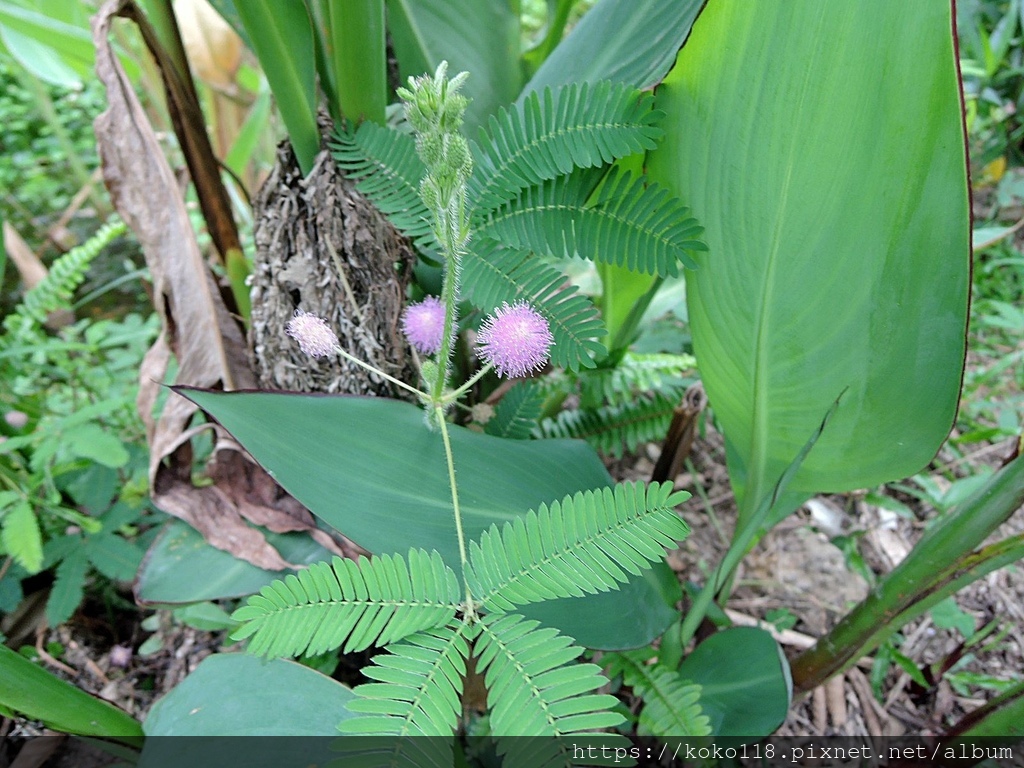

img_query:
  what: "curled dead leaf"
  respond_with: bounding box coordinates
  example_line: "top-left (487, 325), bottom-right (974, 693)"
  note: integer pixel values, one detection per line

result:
top-left (94, 0), bottom-right (343, 572)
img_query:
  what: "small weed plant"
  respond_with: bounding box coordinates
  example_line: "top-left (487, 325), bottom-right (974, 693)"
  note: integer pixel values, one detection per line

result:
top-left (0, 219), bottom-right (155, 628)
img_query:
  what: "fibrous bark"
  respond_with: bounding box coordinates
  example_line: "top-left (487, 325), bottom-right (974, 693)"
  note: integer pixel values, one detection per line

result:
top-left (249, 132), bottom-right (416, 397)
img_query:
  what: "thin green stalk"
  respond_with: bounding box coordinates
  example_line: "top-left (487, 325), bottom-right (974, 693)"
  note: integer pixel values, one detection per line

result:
top-left (679, 393), bottom-right (843, 647)
top-left (431, 243), bottom-right (462, 402)
top-left (435, 406), bottom-right (475, 616)
top-left (608, 274), bottom-right (662, 357)
top-left (428, 190), bottom-right (470, 402)
top-left (443, 363), bottom-right (493, 404)
top-left (522, 0), bottom-right (574, 78)
top-left (333, 345), bottom-right (427, 400)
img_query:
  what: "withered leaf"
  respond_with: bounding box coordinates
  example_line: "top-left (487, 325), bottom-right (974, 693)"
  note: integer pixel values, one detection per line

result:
top-left (93, 0), bottom-right (343, 571)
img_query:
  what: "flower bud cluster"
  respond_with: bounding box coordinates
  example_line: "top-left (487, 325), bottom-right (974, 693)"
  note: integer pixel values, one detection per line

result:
top-left (396, 62), bottom-right (473, 247)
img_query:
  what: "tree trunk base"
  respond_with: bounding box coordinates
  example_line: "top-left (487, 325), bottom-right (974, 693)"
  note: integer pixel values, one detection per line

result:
top-left (249, 138), bottom-right (416, 397)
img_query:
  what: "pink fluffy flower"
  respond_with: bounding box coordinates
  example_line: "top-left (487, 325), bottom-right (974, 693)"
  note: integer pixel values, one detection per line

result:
top-left (285, 311), bottom-right (339, 358)
top-left (476, 301), bottom-right (554, 379)
top-left (402, 296), bottom-right (447, 355)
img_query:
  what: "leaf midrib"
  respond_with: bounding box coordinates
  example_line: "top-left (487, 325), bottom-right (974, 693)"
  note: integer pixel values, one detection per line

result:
top-left (479, 505), bottom-right (671, 606)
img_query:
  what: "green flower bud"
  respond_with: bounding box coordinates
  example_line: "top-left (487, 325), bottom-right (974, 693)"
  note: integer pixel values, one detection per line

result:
top-left (420, 359), bottom-right (440, 390)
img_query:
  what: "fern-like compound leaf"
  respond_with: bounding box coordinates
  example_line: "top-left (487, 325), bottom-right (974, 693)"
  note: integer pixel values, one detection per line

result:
top-left (484, 381), bottom-right (545, 439)
top-left (330, 123), bottom-right (436, 249)
top-left (577, 352), bottom-right (696, 409)
top-left (466, 482), bottom-right (690, 611)
top-left (475, 613), bottom-right (624, 739)
top-left (477, 168), bottom-right (705, 276)
top-left (603, 650), bottom-right (711, 737)
top-left (462, 240), bottom-right (606, 370)
top-left (230, 549), bottom-right (461, 659)
top-left (340, 619), bottom-right (471, 744)
top-left (538, 391), bottom-right (682, 458)
top-left (18, 217), bottom-right (126, 325)
top-left (469, 81), bottom-right (663, 213)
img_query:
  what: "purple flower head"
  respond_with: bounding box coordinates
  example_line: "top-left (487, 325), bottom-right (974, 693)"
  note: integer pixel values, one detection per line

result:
top-left (286, 311), bottom-right (339, 358)
top-left (402, 296), bottom-right (447, 355)
top-left (476, 301), bottom-right (554, 379)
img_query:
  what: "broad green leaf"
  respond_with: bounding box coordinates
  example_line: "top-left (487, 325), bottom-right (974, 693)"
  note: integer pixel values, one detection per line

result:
top-left (523, 564), bottom-right (676, 652)
top-left (178, 391), bottom-right (673, 649)
top-left (142, 653), bottom-right (355, 737)
top-left (136, 520), bottom-right (334, 605)
top-left (678, 627), bottom-right (790, 738)
top-left (942, 679), bottom-right (1024, 739)
top-left (0, 644), bottom-right (142, 742)
top-left (521, 0), bottom-right (574, 77)
top-left (0, 1), bottom-right (94, 86)
top-left (647, 1), bottom-right (970, 518)
top-left (323, 0), bottom-right (387, 125)
top-left (0, 24), bottom-right (80, 87)
top-left (233, 0), bottom-right (319, 175)
top-left (386, 0), bottom-right (522, 135)
top-left (522, 0), bottom-right (702, 95)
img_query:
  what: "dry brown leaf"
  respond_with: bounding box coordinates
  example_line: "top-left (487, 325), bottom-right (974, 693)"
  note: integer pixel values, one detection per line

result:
top-left (174, 0), bottom-right (242, 89)
top-left (93, 0), bottom-right (342, 571)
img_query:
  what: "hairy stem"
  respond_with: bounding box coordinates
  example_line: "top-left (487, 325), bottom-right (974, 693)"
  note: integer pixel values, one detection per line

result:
top-left (431, 194), bottom-right (468, 403)
top-left (435, 406), bottom-right (475, 616)
top-left (333, 345), bottom-right (427, 399)
top-left (443, 363), bottom-right (493, 404)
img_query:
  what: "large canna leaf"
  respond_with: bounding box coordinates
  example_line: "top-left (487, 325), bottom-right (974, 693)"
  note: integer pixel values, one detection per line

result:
top-left (647, 1), bottom-right (970, 521)
top-left (233, 0), bottom-right (319, 174)
top-left (386, 0), bottom-right (521, 136)
top-left (522, 0), bottom-right (702, 95)
top-left (177, 390), bottom-right (675, 649)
